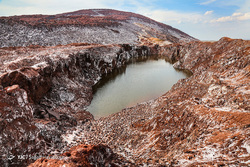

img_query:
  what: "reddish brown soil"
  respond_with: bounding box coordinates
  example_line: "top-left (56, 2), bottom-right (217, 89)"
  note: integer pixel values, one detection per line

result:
top-left (1, 37), bottom-right (249, 166)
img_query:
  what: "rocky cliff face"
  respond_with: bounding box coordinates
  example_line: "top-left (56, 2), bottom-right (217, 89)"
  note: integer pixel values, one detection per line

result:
top-left (0, 9), bottom-right (196, 48)
top-left (0, 43), bottom-right (152, 166)
top-left (27, 38), bottom-right (249, 166)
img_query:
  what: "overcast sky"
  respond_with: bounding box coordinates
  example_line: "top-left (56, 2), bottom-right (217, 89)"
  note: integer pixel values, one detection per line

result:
top-left (0, 0), bottom-right (249, 40)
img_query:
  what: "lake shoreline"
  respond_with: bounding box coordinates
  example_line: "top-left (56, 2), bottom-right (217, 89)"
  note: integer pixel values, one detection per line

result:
top-left (0, 38), bottom-right (249, 166)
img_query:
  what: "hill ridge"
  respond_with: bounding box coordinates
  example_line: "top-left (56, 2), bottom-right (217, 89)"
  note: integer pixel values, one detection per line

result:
top-left (0, 9), bottom-right (196, 47)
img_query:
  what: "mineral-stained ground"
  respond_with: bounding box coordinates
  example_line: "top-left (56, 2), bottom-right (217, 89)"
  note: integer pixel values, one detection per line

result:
top-left (0, 37), bottom-right (249, 166)
top-left (0, 9), bottom-right (249, 167)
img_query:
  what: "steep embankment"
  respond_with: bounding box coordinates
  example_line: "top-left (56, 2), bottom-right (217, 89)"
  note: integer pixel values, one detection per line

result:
top-left (0, 9), bottom-right (196, 47)
top-left (29, 38), bottom-right (249, 166)
top-left (0, 43), bottom-right (153, 166)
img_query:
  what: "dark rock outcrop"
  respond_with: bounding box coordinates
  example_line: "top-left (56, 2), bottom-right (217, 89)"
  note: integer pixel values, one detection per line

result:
top-left (0, 85), bottom-right (46, 166)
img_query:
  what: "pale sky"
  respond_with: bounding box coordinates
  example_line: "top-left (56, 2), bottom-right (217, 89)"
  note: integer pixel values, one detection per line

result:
top-left (0, 0), bottom-right (249, 40)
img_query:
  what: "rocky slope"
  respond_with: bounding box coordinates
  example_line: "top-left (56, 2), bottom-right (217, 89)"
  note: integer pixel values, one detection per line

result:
top-left (29, 144), bottom-right (135, 167)
top-left (0, 9), bottom-right (249, 167)
top-left (28, 38), bottom-right (249, 166)
top-left (0, 9), bottom-right (196, 48)
top-left (0, 43), bottom-right (155, 166)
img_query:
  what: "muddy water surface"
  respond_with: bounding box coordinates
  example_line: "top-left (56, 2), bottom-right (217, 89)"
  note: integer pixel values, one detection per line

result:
top-left (87, 58), bottom-right (190, 119)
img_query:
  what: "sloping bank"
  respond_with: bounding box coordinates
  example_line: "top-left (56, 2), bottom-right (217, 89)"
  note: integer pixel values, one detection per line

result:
top-left (30, 37), bottom-right (249, 166)
top-left (0, 43), bottom-right (154, 166)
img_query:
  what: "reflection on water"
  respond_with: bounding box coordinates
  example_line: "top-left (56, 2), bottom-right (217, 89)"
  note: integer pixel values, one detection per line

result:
top-left (87, 57), bottom-right (190, 119)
